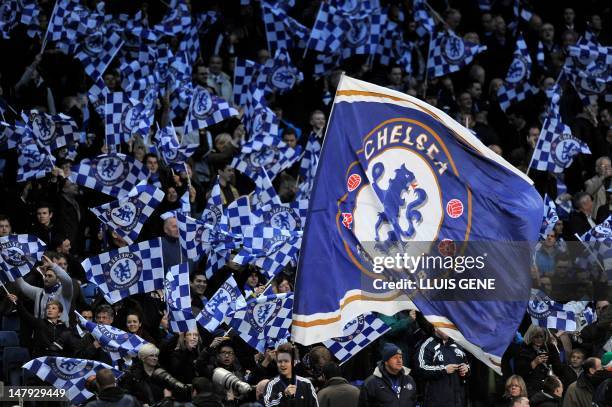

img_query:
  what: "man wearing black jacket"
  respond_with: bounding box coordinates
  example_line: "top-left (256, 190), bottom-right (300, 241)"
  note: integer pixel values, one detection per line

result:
top-left (85, 368), bottom-right (141, 406)
top-left (263, 343), bottom-right (319, 407)
top-left (359, 343), bottom-right (417, 407)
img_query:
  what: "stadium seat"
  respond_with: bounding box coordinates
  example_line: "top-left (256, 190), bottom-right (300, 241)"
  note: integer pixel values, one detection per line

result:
top-left (0, 330), bottom-right (18, 347)
top-left (81, 282), bottom-right (99, 305)
top-left (2, 346), bottom-right (30, 386)
top-left (0, 331), bottom-right (19, 379)
top-left (1, 313), bottom-right (20, 332)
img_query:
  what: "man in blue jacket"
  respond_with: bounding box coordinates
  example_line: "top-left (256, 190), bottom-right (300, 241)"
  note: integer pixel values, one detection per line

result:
top-left (359, 343), bottom-right (417, 407)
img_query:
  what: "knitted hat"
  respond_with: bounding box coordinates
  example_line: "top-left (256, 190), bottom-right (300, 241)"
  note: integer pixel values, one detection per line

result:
top-left (381, 343), bottom-right (402, 362)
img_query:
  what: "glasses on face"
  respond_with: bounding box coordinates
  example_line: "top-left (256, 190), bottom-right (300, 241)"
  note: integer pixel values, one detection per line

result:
top-left (220, 351), bottom-right (234, 356)
top-left (509, 384), bottom-right (521, 388)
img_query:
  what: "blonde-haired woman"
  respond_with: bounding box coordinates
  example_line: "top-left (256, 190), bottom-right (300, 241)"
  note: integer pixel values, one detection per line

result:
top-left (168, 330), bottom-right (202, 385)
top-left (495, 374), bottom-right (528, 406)
top-left (516, 325), bottom-right (562, 396)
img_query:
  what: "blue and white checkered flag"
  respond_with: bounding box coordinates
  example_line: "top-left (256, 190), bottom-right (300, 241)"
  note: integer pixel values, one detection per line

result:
top-left (232, 135), bottom-right (302, 181)
top-left (227, 196), bottom-right (255, 233)
top-left (536, 40), bottom-right (545, 67)
top-left (233, 225), bottom-right (301, 279)
top-left (153, 0), bottom-right (192, 37)
top-left (76, 312), bottom-right (148, 362)
top-left (178, 22), bottom-right (201, 65)
top-left (228, 293), bottom-right (293, 352)
top-left (69, 153), bottom-right (150, 198)
top-left (256, 48), bottom-right (303, 95)
top-left (307, 2), bottom-right (345, 53)
top-left (251, 170), bottom-right (282, 211)
top-left (323, 313), bottom-right (390, 364)
top-left (529, 115), bottom-right (591, 173)
top-left (155, 124), bottom-right (198, 172)
top-left (0, 121), bottom-right (20, 152)
top-left (17, 136), bottom-right (55, 182)
top-left (580, 216), bottom-right (612, 264)
top-left (528, 289), bottom-right (580, 331)
top-left (90, 183), bottom-right (164, 244)
top-left (177, 212), bottom-right (239, 261)
top-left (105, 92), bottom-right (152, 150)
top-left (82, 238), bottom-right (164, 304)
top-left (242, 87), bottom-right (280, 139)
top-left (184, 86), bottom-right (239, 134)
top-left (299, 131), bottom-right (322, 199)
top-left (261, 0), bottom-right (310, 52)
top-left (75, 30), bottom-right (124, 81)
top-left (0, 234), bottom-right (46, 283)
top-left (201, 178), bottom-right (229, 230)
top-left (563, 38), bottom-right (612, 106)
top-left (164, 263), bottom-right (197, 333)
top-left (23, 110), bottom-right (80, 151)
top-left (427, 30), bottom-right (487, 78)
top-left (414, 0), bottom-right (435, 38)
top-left (233, 58), bottom-right (260, 106)
top-left (498, 34), bottom-right (539, 111)
top-left (88, 77), bottom-right (109, 117)
top-left (540, 195), bottom-right (559, 240)
top-left (196, 275), bottom-right (246, 332)
top-left (0, 0), bottom-right (20, 38)
top-left (22, 357), bottom-right (121, 405)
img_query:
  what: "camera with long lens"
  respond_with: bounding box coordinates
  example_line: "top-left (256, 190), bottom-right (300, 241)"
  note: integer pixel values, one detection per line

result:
top-left (212, 367), bottom-right (254, 399)
top-left (151, 368), bottom-right (191, 395)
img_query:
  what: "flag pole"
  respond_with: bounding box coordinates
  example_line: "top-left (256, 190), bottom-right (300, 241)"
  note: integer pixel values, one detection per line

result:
top-left (574, 233), bottom-right (606, 272)
top-left (0, 282), bottom-right (11, 298)
top-left (41, 0), bottom-right (60, 54)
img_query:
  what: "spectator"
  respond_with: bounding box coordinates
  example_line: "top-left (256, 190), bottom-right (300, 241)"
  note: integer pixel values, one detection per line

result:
top-left (15, 254), bottom-right (73, 323)
top-left (85, 367), bottom-right (141, 406)
top-left (196, 338), bottom-right (246, 401)
top-left (359, 342), bottom-right (416, 406)
top-left (529, 375), bottom-right (563, 406)
top-left (317, 362), bottom-right (359, 407)
top-left (124, 312), bottom-right (155, 343)
top-left (168, 330), bottom-right (202, 385)
top-left (206, 55), bottom-right (232, 102)
top-left (516, 325), bottom-right (562, 396)
top-left (562, 357), bottom-right (602, 407)
top-left (495, 375), bottom-right (528, 407)
top-left (416, 329), bottom-right (470, 406)
top-left (263, 342), bottom-right (318, 407)
top-left (30, 202), bottom-right (55, 244)
top-left (565, 192), bottom-right (596, 240)
top-left (161, 216), bottom-right (183, 270)
top-left (190, 271), bottom-right (208, 314)
top-left (190, 377), bottom-right (223, 407)
top-left (584, 157), bottom-right (611, 216)
top-left (0, 214), bottom-right (12, 236)
top-left (120, 343), bottom-right (166, 405)
top-left (558, 349), bottom-right (585, 391)
top-left (10, 295), bottom-right (70, 357)
top-left (595, 187), bottom-right (612, 223)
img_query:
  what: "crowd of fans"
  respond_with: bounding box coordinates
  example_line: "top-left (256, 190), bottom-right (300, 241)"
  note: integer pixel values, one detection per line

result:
top-left (0, 0), bottom-right (611, 406)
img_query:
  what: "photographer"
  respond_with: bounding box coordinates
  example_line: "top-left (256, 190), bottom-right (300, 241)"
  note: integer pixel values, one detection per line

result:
top-left (516, 326), bottom-right (562, 396)
top-left (263, 343), bottom-right (318, 407)
top-left (85, 368), bottom-right (141, 406)
top-left (120, 343), bottom-right (189, 405)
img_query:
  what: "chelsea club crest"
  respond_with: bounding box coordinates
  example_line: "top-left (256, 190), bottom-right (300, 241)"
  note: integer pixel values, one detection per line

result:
top-left (338, 117), bottom-right (472, 276)
top-left (345, 18), bottom-right (369, 48)
top-left (550, 133), bottom-right (581, 168)
top-left (51, 358), bottom-right (90, 380)
top-left (441, 35), bottom-right (466, 64)
top-left (505, 57), bottom-right (528, 84)
top-left (268, 66), bottom-right (297, 91)
top-left (107, 200), bottom-right (141, 229)
top-left (193, 88), bottom-right (214, 120)
top-left (31, 112), bottom-right (56, 145)
top-left (331, 314), bottom-right (365, 342)
top-left (93, 156), bottom-right (129, 186)
top-left (104, 252), bottom-right (143, 290)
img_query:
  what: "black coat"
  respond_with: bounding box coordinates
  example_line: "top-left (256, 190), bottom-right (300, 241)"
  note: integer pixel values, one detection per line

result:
top-left (263, 375), bottom-right (319, 407)
top-left (119, 360), bottom-right (165, 406)
top-left (515, 344), bottom-right (561, 396)
top-left (358, 363), bottom-right (417, 407)
top-left (84, 386), bottom-right (142, 406)
top-left (529, 391), bottom-right (561, 407)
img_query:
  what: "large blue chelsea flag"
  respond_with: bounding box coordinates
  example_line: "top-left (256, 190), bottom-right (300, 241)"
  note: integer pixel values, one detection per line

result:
top-left (292, 75), bottom-right (543, 373)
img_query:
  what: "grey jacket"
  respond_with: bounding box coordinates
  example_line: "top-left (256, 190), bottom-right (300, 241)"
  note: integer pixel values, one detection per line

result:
top-left (16, 263), bottom-right (73, 323)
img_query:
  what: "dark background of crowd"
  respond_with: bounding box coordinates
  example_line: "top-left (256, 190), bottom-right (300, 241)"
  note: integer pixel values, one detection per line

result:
top-left (0, 0), bottom-right (611, 406)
